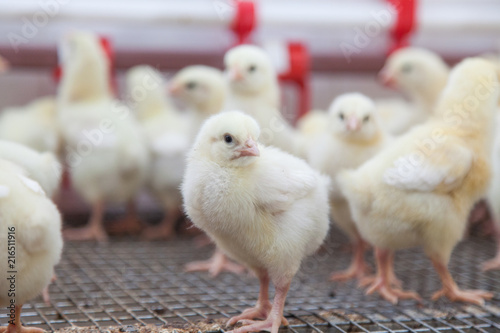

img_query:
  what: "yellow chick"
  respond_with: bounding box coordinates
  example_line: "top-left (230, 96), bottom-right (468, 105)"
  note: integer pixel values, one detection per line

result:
top-left (308, 93), bottom-right (390, 282)
top-left (125, 65), bottom-right (189, 240)
top-left (338, 58), bottom-right (498, 305)
top-left (377, 47), bottom-right (450, 135)
top-left (223, 45), bottom-right (297, 155)
top-left (0, 97), bottom-right (60, 154)
top-left (182, 111), bottom-right (330, 333)
top-left (57, 32), bottom-right (149, 242)
top-left (0, 159), bottom-right (63, 333)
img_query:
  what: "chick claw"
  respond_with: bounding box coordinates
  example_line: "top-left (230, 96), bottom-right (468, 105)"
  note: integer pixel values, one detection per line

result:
top-left (359, 273), bottom-right (402, 289)
top-left (481, 255), bottom-right (500, 272)
top-left (184, 250), bottom-right (245, 277)
top-left (432, 288), bottom-right (493, 306)
top-left (0, 326), bottom-right (45, 333)
top-left (330, 262), bottom-right (371, 282)
top-left (226, 310), bottom-right (288, 333)
top-left (365, 278), bottom-right (422, 305)
top-left (63, 225), bottom-right (108, 242)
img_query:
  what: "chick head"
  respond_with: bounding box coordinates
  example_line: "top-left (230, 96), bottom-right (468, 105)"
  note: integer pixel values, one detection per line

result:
top-left (59, 31), bottom-right (108, 71)
top-left (379, 47), bottom-right (449, 97)
top-left (169, 65), bottom-right (226, 114)
top-left (224, 45), bottom-right (277, 95)
top-left (328, 93), bottom-right (379, 142)
top-left (194, 111), bottom-right (261, 167)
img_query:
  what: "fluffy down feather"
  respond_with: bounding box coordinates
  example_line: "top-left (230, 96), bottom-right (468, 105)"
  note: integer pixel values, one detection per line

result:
top-left (338, 58), bottom-right (499, 305)
top-left (0, 96), bottom-right (60, 154)
top-left (308, 93), bottom-right (390, 281)
top-left (57, 31), bottom-right (149, 241)
top-left (0, 159), bottom-right (63, 332)
top-left (182, 111), bottom-right (330, 333)
top-left (0, 140), bottom-right (61, 198)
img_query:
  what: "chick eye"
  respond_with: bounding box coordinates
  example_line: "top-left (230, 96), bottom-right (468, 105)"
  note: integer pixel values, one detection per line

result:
top-left (248, 65), bottom-right (257, 73)
top-left (186, 81), bottom-right (197, 89)
top-left (363, 115), bottom-right (370, 123)
top-left (223, 134), bottom-right (233, 144)
top-left (339, 113), bottom-right (344, 121)
top-left (401, 63), bottom-right (412, 73)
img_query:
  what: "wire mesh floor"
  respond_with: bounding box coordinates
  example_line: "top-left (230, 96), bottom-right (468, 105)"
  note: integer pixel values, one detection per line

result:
top-left (1, 228), bottom-right (500, 333)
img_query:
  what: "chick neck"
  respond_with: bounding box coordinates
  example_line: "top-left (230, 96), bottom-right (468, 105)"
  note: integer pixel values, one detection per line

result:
top-left (334, 127), bottom-right (384, 146)
top-left (59, 57), bottom-right (111, 104)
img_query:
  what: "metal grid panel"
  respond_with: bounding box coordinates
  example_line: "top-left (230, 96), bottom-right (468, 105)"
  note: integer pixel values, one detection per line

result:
top-left (1, 230), bottom-right (499, 332)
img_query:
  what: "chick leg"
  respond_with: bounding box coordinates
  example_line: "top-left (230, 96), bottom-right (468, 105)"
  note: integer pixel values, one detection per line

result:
top-left (63, 201), bottom-right (108, 241)
top-left (365, 248), bottom-right (421, 304)
top-left (359, 252), bottom-right (402, 288)
top-left (42, 273), bottom-right (57, 305)
top-left (227, 278), bottom-right (290, 333)
top-left (0, 305), bottom-right (44, 333)
top-left (106, 200), bottom-right (143, 235)
top-left (185, 248), bottom-right (245, 277)
top-left (330, 236), bottom-right (371, 282)
top-left (141, 204), bottom-right (182, 240)
top-left (431, 258), bottom-right (493, 305)
top-left (481, 226), bottom-right (500, 271)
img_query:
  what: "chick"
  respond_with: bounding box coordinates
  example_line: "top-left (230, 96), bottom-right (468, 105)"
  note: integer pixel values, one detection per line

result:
top-left (57, 32), bottom-right (149, 241)
top-left (482, 112), bottom-right (500, 271)
top-left (223, 45), bottom-right (297, 154)
top-left (377, 47), bottom-right (450, 135)
top-left (0, 159), bottom-right (63, 333)
top-left (125, 65), bottom-right (189, 240)
top-left (308, 93), bottom-right (390, 282)
top-left (169, 65), bottom-right (226, 141)
top-left (295, 109), bottom-right (329, 159)
top-left (0, 140), bottom-right (61, 198)
top-left (169, 65), bottom-right (245, 273)
top-left (0, 96), bottom-right (60, 154)
top-left (338, 58), bottom-right (498, 305)
top-left (182, 111), bottom-right (330, 333)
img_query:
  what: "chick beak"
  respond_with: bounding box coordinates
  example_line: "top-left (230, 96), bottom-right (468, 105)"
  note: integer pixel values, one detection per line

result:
top-left (229, 67), bottom-right (244, 81)
top-left (168, 83), bottom-right (181, 95)
top-left (346, 116), bottom-right (361, 132)
top-left (238, 138), bottom-right (260, 157)
top-left (378, 68), bottom-right (396, 88)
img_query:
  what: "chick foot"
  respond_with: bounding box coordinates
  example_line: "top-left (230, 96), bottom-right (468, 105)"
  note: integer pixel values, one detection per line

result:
top-left (365, 276), bottom-right (421, 304)
top-left (63, 224), bottom-right (108, 242)
top-left (365, 248), bottom-right (421, 304)
top-left (226, 301), bottom-right (273, 326)
top-left (226, 313), bottom-right (287, 333)
top-left (481, 254), bottom-right (500, 272)
top-left (330, 239), bottom-right (370, 282)
top-left (432, 258), bottom-right (493, 305)
top-left (141, 209), bottom-right (181, 240)
top-left (64, 202), bottom-right (107, 242)
top-left (0, 305), bottom-right (45, 333)
top-left (359, 251), bottom-right (401, 288)
top-left (185, 249), bottom-right (245, 277)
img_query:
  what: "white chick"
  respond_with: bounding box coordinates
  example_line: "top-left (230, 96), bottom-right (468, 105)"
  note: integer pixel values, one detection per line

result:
top-left (125, 65), bottom-right (189, 240)
top-left (57, 32), bottom-right (149, 242)
top-left (482, 112), bottom-right (500, 271)
top-left (308, 93), bottom-right (390, 282)
top-left (0, 159), bottom-right (63, 333)
top-left (169, 65), bottom-right (227, 141)
top-left (169, 65), bottom-right (245, 274)
top-left (182, 111), bottom-right (330, 333)
top-left (0, 140), bottom-right (61, 198)
top-left (295, 109), bottom-right (329, 159)
top-left (0, 96), bottom-right (60, 154)
top-left (338, 58), bottom-right (499, 305)
top-left (377, 47), bottom-right (450, 135)
top-left (223, 45), bottom-right (297, 154)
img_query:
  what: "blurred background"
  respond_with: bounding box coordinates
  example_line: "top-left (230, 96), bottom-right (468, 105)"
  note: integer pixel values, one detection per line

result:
top-left (0, 0), bottom-right (499, 215)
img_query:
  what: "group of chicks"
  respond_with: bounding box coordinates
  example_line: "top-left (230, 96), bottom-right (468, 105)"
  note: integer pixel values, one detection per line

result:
top-left (0, 29), bottom-right (500, 333)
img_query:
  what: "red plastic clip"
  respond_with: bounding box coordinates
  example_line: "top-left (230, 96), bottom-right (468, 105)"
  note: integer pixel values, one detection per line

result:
top-left (230, 0), bottom-right (256, 45)
top-left (386, 0), bottom-right (417, 54)
top-left (278, 42), bottom-right (311, 123)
